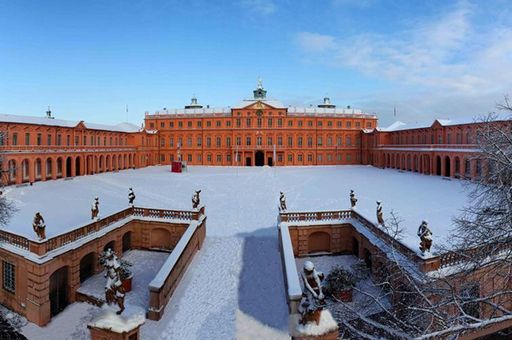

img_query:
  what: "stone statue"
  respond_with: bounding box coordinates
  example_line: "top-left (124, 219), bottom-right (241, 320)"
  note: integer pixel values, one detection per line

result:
top-left (192, 190), bottom-right (201, 209)
top-left (417, 220), bottom-right (433, 254)
top-left (279, 192), bottom-right (287, 212)
top-left (102, 249), bottom-right (126, 315)
top-left (32, 212), bottom-right (46, 240)
top-left (91, 197), bottom-right (100, 220)
top-left (350, 190), bottom-right (358, 209)
top-left (299, 261), bottom-right (325, 325)
top-left (376, 200), bottom-right (384, 226)
top-left (128, 188), bottom-right (136, 206)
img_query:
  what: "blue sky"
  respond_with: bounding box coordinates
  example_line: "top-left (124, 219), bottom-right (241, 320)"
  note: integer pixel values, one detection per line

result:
top-left (1, 0), bottom-right (511, 126)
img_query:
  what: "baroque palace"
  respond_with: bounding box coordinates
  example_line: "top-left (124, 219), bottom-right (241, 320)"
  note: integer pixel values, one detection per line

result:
top-left (1, 81), bottom-right (510, 186)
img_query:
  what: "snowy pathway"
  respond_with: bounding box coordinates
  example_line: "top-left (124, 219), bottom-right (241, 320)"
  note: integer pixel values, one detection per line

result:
top-left (12, 166), bottom-right (472, 339)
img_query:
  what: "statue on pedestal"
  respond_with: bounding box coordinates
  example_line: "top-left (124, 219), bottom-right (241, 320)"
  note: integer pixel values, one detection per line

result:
top-left (192, 190), bottom-right (201, 209)
top-left (417, 220), bottom-right (433, 254)
top-left (91, 197), bottom-right (100, 220)
top-left (299, 261), bottom-right (325, 325)
top-left (376, 200), bottom-right (384, 226)
top-left (128, 188), bottom-right (136, 206)
top-left (102, 249), bottom-right (126, 315)
top-left (32, 212), bottom-right (46, 240)
top-left (350, 190), bottom-right (358, 209)
top-left (279, 192), bottom-right (287, 212)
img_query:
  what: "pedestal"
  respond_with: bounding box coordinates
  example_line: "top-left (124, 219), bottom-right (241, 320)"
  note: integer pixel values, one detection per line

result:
top-left (290, 310), bottom-right (339, 340)
top-left (88, 305), bottom-right (145, 340)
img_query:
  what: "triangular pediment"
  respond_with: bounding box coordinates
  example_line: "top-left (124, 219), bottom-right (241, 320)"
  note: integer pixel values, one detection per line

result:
top-left (75, 121), bottom-right (87, 130)
top-left (240, 101), bottom-right (278, 110)
top-left (431, 120), bottom-right (443, 129)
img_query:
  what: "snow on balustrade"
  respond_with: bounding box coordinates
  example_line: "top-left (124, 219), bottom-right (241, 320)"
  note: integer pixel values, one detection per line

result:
top-left (0, 206), bottom-right (198, 258)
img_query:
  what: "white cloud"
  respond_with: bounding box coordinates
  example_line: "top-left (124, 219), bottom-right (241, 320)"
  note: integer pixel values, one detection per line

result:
top-left (294, 32), bottom-right (335, 54)
top-left (294, 1), bottom-right (512, 121)
top-left (240, 0), bottom-right (276, 15)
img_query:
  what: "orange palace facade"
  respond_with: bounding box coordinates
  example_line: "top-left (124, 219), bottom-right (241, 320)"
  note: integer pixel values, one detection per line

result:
top-left (1, 83), bottom-right (511, 186)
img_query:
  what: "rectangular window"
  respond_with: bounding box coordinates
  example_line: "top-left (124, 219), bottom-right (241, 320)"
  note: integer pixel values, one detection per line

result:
top-left (74, 136), bottom-right (79, 146)
top-left (226, 121), bottom-right (231, 127)
top-left (2, 261), bottom-right (15, 293)
top-left (298, 121), bottom-right (303, 127)
top-left (170, 122), bottom-right (174, 128)
top-left (160, 122), bottom-right (165, 128)
top-left (355, 122), bottom-right (361, 128)
top-left (267, 136), bottom-right (273, 146)
top-left (25, 133), bottom-right (30, 145)
top-left (160, 139), bottom-right (165, 147)
top-left (308, 154), bottom-right (313, 162)
top-left (298, 154), bottom-right (303, 161)
top-left (346, 121), bottom-right (352, 128)
top-left (188, 154), bottom-right (192, 162)
top-left (327, 121), bottom-right (333, 127)
top-left (337, 121), bottom-right (342, 128)
top-left (317, 137), bottom-right (323, 146)
top-left (67, 135), bottom-right (71, 146)
top-left (236, 137), bottom-right (241, 146)
top-left (170, 137), bottom-right (174, 147)
top-left (246, 137), bottom-right (251, 146)
top-left (288, 120), bottom-right (293, 127)
top-left (217, 154), bottom-right (222, 162)
top-left (226, 137), bottom-right (231, 147)
top-left (160, 154), bottom-right (165, 162)
top-left (216, 121), bottom-right (221, 127)
top-left (346, 136), bottom-right (352, 146)
top-left (298, 137), bottom-right (303, 147)
top-left (206, 121), bottom-right (211, 127)
top-left (268, 118), bottom-right (273, 127)
top-left (246, 118), bottom-right (251, 127)
top-left (57, 134), bottom-right (61, 146)
top-left (287, 136), bottom-right (293, 147)
top-left (236, 119), bottom-right (241, 128)
top-left (197, 121), bottom-right (202, 128)
top-left (317, 121), bottom-right (323, 127)
top-left (327, 137), bottom-right (332, 146)
top-left (12, 133), bottom-right (18, 146)
top-left (307, 137), bottom-right (313, 147)
top-left (206, 137), bottom-right (211, 147)
top-left (178, 121), bottom-right (183, 128)
top-left (188, 121), bottom-right (192, 128)
top-left (308, 121), bottom-right (313, 127)
top-left (277, 136), bottom-right (283, 146)
top-left (227, 154), bottom-right (231, 162)
top-left (216, 137), bottom-right (221, 147)
top-left (83, 136), bottom-right (86, 145)
top-left (197, 136), bottom-right (202, 147)
top-left (0, 133), bottom-right (5, 146)
top-left (278, 119), bottom-right (282, 127)
top-left (187, 137), bottom-right (192, 147)
top-left (37, 133), bottom-right (42, 146)
top-left (257, 136), bottom-right (262, 146)
top-left (257, 118), bottom-right (262, 128)
top-left (318, 154), bottom-right (323, 162)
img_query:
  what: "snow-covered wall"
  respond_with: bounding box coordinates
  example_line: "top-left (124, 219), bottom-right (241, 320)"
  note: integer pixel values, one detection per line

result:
top-left (277, 222), bottom-right (303, 313)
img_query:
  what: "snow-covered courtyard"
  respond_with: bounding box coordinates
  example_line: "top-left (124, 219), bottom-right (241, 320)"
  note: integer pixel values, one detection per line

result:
top-left (4, 165), bottom-right (472, 339)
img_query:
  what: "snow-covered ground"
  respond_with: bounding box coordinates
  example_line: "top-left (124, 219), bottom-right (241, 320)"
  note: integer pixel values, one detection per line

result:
top-left (77, 250), bottom-right (168, 309)
top-left (8, 165), bottom-right (472, 339)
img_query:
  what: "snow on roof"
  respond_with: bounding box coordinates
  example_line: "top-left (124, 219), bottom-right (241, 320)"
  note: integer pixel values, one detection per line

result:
top-left (380, 114), bottom-right (512, 132)
top-left (0, 113), bottom-right (140, 133)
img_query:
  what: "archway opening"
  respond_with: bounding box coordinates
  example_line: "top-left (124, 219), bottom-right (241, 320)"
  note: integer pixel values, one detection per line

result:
top-left (79, 252), bottom-right (96, 283)
top-left (255, 151), bottom-right (264, 166)
top-left (444, 156), bottom-right (451, 177)
top-left (122, 231), bottom-right (132, 252)
top-left (50, 267), bottom-right (69, 317)
top-left (352, 237), bottom-right (359, 257)
top-left (66, 157), bottom-right (72, 177)
top-left (436, 156), bottom-right (442, 176)
top-left (75, 157), bottom-right (81, 176)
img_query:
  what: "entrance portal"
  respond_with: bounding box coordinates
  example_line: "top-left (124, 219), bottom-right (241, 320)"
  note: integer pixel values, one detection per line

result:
top-left (255, 151), bottom-right (264, 166)
top-left (50, 267), bottom-right (69, 316)
top-left (245, 157), bottom-right (252, 166)
top-left (267, 157), bottom-right (273, 167)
